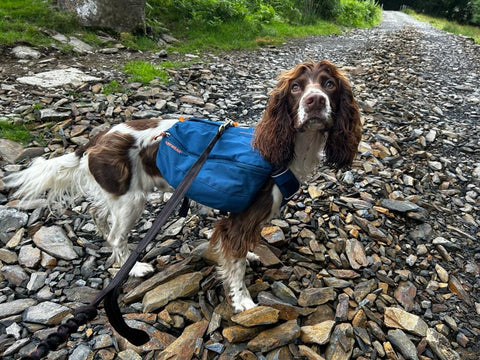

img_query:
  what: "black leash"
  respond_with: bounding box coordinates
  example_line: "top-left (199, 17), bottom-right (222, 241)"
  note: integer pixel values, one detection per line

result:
top-left (22, 120), bottom-right (235, 360)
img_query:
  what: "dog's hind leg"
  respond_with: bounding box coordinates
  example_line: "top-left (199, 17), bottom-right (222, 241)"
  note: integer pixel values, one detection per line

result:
top-left (106, 193), bottom-right (154, 277)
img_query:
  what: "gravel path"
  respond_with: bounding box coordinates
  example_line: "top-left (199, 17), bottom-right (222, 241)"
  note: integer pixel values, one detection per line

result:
top-left (0, 11), bottom-right (479, 360)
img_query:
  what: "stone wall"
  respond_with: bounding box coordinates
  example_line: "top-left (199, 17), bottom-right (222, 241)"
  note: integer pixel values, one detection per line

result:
top-left (58, 0), bottom-right (146, 32)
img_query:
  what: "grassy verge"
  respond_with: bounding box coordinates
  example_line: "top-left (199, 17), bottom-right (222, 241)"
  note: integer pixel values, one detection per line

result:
top-left (404, 9), bottom-right (480, 43)
top-left (0, 0), bottom-right (91, 47)
top-left (1, 0), bottom-right (382, 53)
top-left (167, 19), bottom-right (343, 53)
top-left (0, 121), bottom-right (32, 144)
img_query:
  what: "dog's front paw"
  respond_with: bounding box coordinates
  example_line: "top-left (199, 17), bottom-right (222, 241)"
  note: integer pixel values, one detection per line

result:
top-left (129, 262), bottom-right (154, 277)
top-left (232, 294), bottom-right (257, 313)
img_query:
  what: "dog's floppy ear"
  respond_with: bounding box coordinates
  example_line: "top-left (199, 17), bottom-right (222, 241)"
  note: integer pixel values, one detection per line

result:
top-left (323, 62), bottom-right (362, 168)
top-left (253, 84), bottom-right (296, 168)
top-left (253, 63), bottom-right (316, 168)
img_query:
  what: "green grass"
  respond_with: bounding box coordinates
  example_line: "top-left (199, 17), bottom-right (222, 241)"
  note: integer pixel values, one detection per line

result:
top-left (0, 121), bottom-right (31, 144)
top-left (404, 9), bottom-right (480, 43)
top-left (263, 19), bottom-right (342, 39)
top-left (123, 61), bottom-right (170, 84)
top-left (120, 32), bottom-right (158, 51)
top-left (0, 0), bottom-right (82, 46)
top-left (102, 80), bottom-right (125, 95)
top-left (165, 18), bottom-right (342, 53)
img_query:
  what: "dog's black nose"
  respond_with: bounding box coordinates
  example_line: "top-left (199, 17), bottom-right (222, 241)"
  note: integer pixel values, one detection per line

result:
top-left (304, 93), bottom-right (326, 111)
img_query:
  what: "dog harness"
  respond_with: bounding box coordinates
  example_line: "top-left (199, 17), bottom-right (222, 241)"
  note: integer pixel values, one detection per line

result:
top-left (156, 117), bottom-right (299, 213)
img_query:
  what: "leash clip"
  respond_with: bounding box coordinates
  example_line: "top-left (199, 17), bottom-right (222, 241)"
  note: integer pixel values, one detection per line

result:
top-left (219, 120), bottom-right (237, 133)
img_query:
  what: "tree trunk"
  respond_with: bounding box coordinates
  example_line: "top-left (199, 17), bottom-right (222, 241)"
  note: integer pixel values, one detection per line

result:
top-left (58, 0), bottom-right (146, 33)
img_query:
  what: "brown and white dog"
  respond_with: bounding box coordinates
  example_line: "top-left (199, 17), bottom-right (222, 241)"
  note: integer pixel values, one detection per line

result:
top-left (5, 60), bottom-right (361, 312)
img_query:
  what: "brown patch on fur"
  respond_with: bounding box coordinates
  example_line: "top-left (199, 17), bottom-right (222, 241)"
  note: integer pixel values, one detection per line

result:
top-left (125, 119), bottom-right (162, 131)
top-left (210, 180), bottom-right (274, 258)
top-left (75, 129), bottom-right (108, 158)
top-left (87, 132), bottom-right (135, 196)
top-left (139, 142), bottom-right (161, 177)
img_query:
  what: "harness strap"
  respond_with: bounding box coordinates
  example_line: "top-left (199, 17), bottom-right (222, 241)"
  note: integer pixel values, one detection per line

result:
top-left (272, 168), bottom-right (300, 206)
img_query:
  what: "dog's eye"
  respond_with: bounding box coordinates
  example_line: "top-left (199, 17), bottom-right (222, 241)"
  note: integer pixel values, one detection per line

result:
top-left (291, 83), bottom-right (301, 92)
top-left (325, 80), bottom-right (335, 89)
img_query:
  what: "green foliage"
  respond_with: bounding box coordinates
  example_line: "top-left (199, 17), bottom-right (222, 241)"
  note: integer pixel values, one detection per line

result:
top-left (402, 0), bottom-right (480, 25)
top-left (123, 61), bottom-right (170, 84)
top-left (1, 0), bottom-right (382, 54)
top-left (148, 0), bottom-right (380, 52)
top-left (170, 20), bottom-right (264, 52)
top-left (156, 0), bottom-right (249, 25)
top-left (474, 0), bottom-right (480, 25)
top-left (0, 121), bottom-right (31, 144)
top-left (336, 0), bottom-right (382, 27)
top-left (0, 0), bottom-right (93, 46)
top-left (264, 0), bottom-right (302, 23)
top-left (403, 9), bottom-right (480, 43)
top-left (102, 81), bottom-right (125, 95)
top-left (294, 0), bottom-right (341, 24)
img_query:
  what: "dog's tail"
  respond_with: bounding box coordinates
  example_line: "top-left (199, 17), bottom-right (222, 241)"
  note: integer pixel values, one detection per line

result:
top-left (4, 152), bottom-right (84, 206)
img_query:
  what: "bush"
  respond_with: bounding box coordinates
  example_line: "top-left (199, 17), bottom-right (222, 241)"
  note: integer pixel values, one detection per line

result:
top-left (474, 0), bottom-right (480, 25)
top-left (172, 0), bottom-right (248, 25)
top-left (264, 0), bottom-right (302, 23)
top-left (336, 0), bottom-right (381, 27)
top-left (293, 0), bottom-right (341, 24)
top-left (403, 0), bottom-right (480, 25)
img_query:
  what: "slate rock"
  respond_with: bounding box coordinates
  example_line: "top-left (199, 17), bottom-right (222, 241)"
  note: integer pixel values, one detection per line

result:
top-left (32, 225), bottom-right (78, 260)
top-left (158, 319), bottom-right (208, 360)
top-left (380, 199), bottom-right (421, 213)
top-left (222, 325), bottom-right (264, 343)
top-left (17, 67), bottom-right (101, 88)
top-left (247, 320), bottom-right (300, 353)
top-left (18, 245), bottom-right (41, 268)
top-left (384, 307), bottom-right (428, 337)
top-left (1, 265), bottom-right (29, 286)
top-left (300, 320), bottom-right (335, 345)
top-left (231, 306), bottom-right (280, 327)
top-left (325, 323), bottom-right (355, 360)
top-left (426, 328), bottom-right (460, 360)
top-left (0, 298), bottom-right (37, 318)
top-left (23, 301), bottom-right (70, 325)
top-left (0, 139), bottom-right (24, 164)
top-left (298, 287), bottom-right (336, 307)
top-left (12, 46), bottom-right (41, 59)
top-left (0, 205), bottom-right (28, 233)
top-left (387, 329), bottom-right (419, 360)
top-left (143, 272), bottom-right (203, 312)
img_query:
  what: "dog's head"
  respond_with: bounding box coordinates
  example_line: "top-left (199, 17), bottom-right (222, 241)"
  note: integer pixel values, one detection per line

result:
top-left (254, 60), bottom-right (362, 169)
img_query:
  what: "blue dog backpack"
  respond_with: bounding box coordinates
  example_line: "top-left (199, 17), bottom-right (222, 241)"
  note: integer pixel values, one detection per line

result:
top-left (156, 117), bottom-right (274, 213)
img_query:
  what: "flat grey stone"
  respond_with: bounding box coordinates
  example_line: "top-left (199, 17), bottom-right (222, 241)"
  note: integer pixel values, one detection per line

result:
top-left (0, 298), bottom-right (37, 318)
top-left (33, 225), bottom-right (79, 260)
top-left (17, 67), bottom-right (101, 88)
top-left (12, 46), bottom-right (41, 59)
top-left (22, 301), bottom-right (70, 325)
top-left (0, 205), bottom-right (28, 232)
